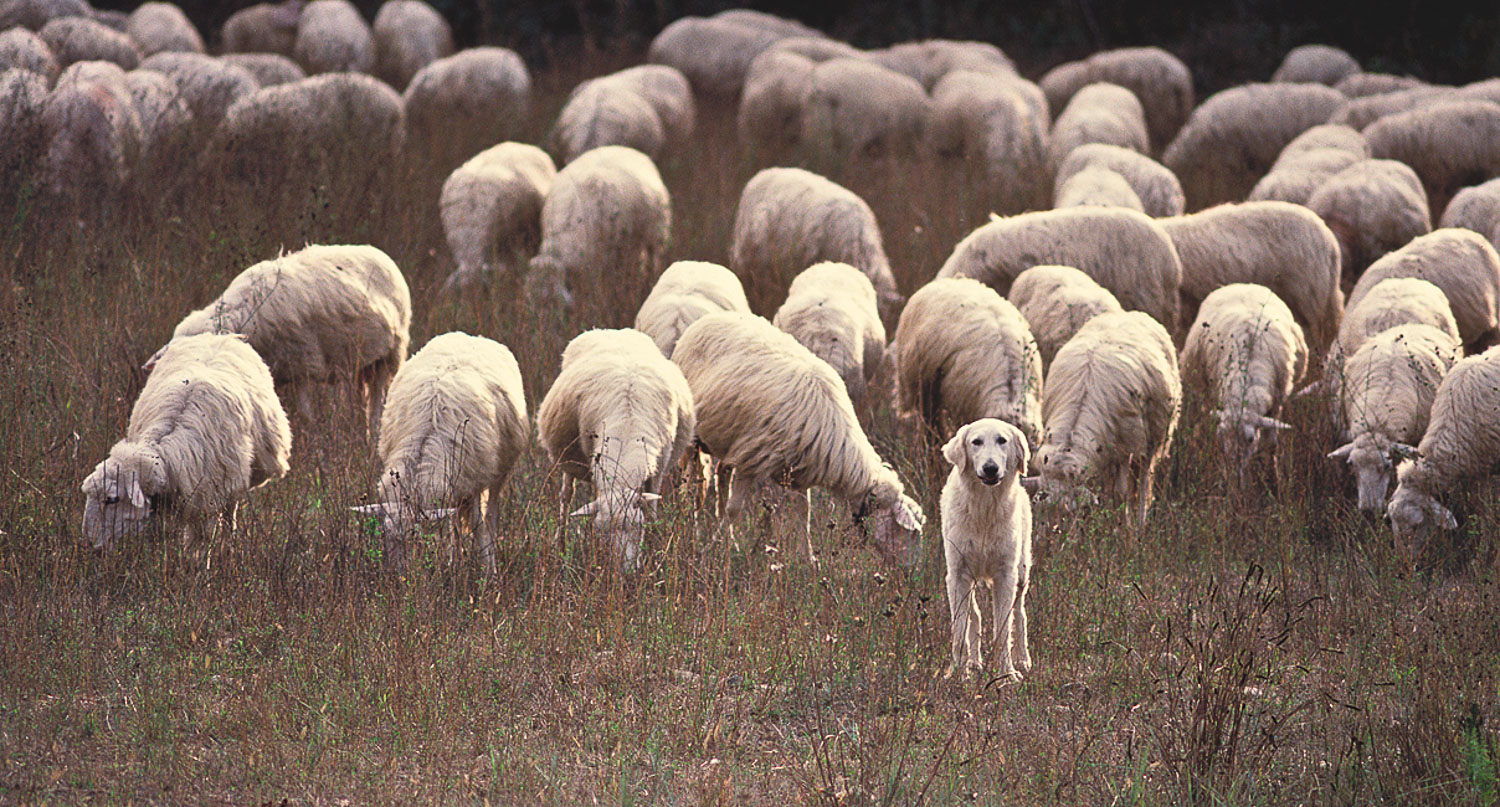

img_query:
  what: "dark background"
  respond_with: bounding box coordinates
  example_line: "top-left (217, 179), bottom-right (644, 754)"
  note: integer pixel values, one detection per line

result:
top-left (93, 0), bottom-right (1500, 95)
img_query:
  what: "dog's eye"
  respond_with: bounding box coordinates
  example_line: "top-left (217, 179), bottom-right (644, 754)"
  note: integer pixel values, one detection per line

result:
top-left (971, 438), bottom-right (982, 446)
top-left (996, 436), bottom-right (1007, 445)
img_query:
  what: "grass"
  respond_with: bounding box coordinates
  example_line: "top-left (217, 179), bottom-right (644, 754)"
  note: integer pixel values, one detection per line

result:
top-left (2, 45), bottom-right (1499, 806)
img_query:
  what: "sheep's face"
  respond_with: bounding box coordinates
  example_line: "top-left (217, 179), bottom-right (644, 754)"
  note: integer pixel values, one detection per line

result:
top-left (572, 491), bottom-right (661, 572)
top-left (1215, 410), bottom-right (1291, 471)
top-left (1329, 437), bottom-right (1413, 514)
top-left (864, 493), bottom-right (924, 567)
top-left (350, 501), bottom-right (455, 538)
top-left (1386, 486), bottom-right (1457, 541)
top-left (80, 461), bottom-right (153, 551)
top-left (1028, 447), bottom-right (1096, 510)
top-left (943, 418), bottom-right (1029, 487)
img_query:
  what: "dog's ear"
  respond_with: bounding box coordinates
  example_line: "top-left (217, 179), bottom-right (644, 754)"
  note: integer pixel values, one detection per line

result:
top-left (941, 424), bottom-right (970, 471)
top-left (1009, 426), bottom-right (1031, 476)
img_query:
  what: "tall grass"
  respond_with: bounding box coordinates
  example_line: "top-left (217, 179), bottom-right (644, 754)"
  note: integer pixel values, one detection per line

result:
top-left (1, 47), bottom-right (1497, 804)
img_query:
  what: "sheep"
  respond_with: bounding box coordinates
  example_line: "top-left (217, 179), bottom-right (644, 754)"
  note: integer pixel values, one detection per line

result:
top-left (924, 68), bottom-right (1050, 213)
top-left (438, 141), bottom-right (556, 293)
top-left (646, 14), bottom-right (790, 103)
top-left (1345, 228), bottom-right (1500, 350)
top-left (526, 145), bottom-right (670, 318)
top-left (1386, 345), bottom-right (1500, 542)
top-left (549, 66), bottom-right (691, 164)
top-left (0, 69), bottom-right (50, 192)
top-left (870, 39), bottom-right (1015, 90)
top-left (1038, 47), bottom-right (1193, 154)
top-left (0, 27), bottom-right (61, 84)
top-left (1159, 201), bottom-right (1344, 351)
top-left (351, 332), bottom-right (526, 577)
top-left (1328, 324), bottom-right (1460, 513)
top-left (402, 47), bottom-right (530, 174)
top-left (41, 62), bottom-right (142, 202)
top-left (81, 333), bottom-right (291, 555)
top-left (894, 276), bottom-right (1043, 446)
top-left (800, 56), bottom-right (928, 162)
top-left (1048, 82), bottom-right (1149, 168)
top-left (221, 52), bottom-right (305, 87)
top-left (772, 262), bottom-right (886, 406)
top-left (711, 9), bottom-right (821, 38)
top-left (1163, 82), bottom-right (1346, 210)
top-left (0, 0), bottom-right (90, 31)
top-left (1272, 44), bottom-right (1360, 86)
top-left (138, 52), bottom-right (257, 141)
top-left (738, 47), bottom-right (818, 156)
top-left (1179, 284), bottom-right (1308, 474)
top-left (1248, 123), bottom-right (1368, 205)
top-left (1440, 178), bottom-right (1500, 251)
top-left (125, 67), bottom-right (193, 185)
top-left (292, 0), bottom-right (373, 76)
top-left (1007, 264), bottom-right (1124, 370)
top-left (1307, 159), bottom-right (1432, 281)
top-left (940, 418), bottom-right (1033, 680)
top-left (537, 329), bottom-right (695, 571)
top-left (1324, 277), bottom-right (1461, 389)
top-left (937, 206), bottom-right (1182, 332)
top-left (729, 166), bottom-right (901, 316)
top-left (634, 260), bottom-right (751, 358)
top-left (125, 2), bottom-right (203, 55)
top-left (1053, 143), bottom-right (1184, 217)
top-left (672, 311), bottom-right (926, 565)
top-left (1364, 100), bottom-right (1500, 214)
top-left (602, 64), bottom-right (694, 148)
top-left (371, 0), bottom-right (452, 90)
top-left (1053, 164), bottom-right (1145, 211)
top-left (220, 0), bottom-right (303, 57)
top-left (146, 244), bottom-right (411, 437)
top-left (90, 8), bottom-right (130, 32)
top-left (1330, 85), bottom-right (1454, 130)
top-left (1029, 310), bottom-right (1182, 524)
top-left (39, 16), bottom-right (141, 69)
top-left (1334, 72), bottom-right (1427, 98)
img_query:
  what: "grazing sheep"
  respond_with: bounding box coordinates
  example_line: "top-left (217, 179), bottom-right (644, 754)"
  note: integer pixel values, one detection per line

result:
top-left (1053, 164), bottom-right (1145, 211)
top-left (599, 64), bottom-right (694, 148)
top-left (645, 14), bottom-right (791, 103)
top-left (1248, 123), bottom-right (1368, 204)
top-left (894, 277), bottom-right (1044, 446)
top-left (402, 47), bottom-right (530, 173)
top-left (1007, 264), bottom-right (1124, 369)
top-left (371, 0), bottom-right (452, 90)
top-left (537, 329), bottom-right (695, 571)
top-left (138, 52), bottom-right (257, 141)
top-left (1048, 82), bottom-right (1148, 168)
top-left (1330, 85), bottom-right (1453, 131)
top-left (712, 8), bottom-right (821, 38)
top-left (125, 2), bottom-right (203, 55)
top-left (292, 0), bottom-right (373, 76)
top-left (1179, 284), bottom-right (1308, 473)
top-left (1163, 82), bottom-right (1346, 210)
top-left (1039, 46), bottom-right (1193, 154)
top-left (925, 68), bottom-right (1050, 213)
top-left (729, 166), bottom-right (901, 315)
top-left (1030, 310), bottom-right (1182, 523)
top-left (673, 311), bottom-right (926, 564)
top-left (634, 260), bottom-right (751, 358)
top-left (1364, 100), bottom-right (1500, 214)
top-left (221, 52), bottom-right (304, 87)
top-left (738, 47), bottom-right (818, 156)
top-left (937, 206), bottom-right (1182, 331)
top-left (1307, 159), bottom-right (1432, 281)
top-left (0, 69), bottom-right (50, 191)
top-left (124, 67), bottom-right (193, 184)
top-left (39, 16), bottom-right (141, 69)
top-left (1329, 324), bottom-right (1460, 513)
top-left (1325, 277), bottom-right (1461, 389)
top-left (439, 141), bottom-right (556, 293)
top-left (1053, 143), bottom-right (1184, 217)
top-left (527, 145), bottom-right (670, 317)
top-left (1272, 44), bottom-right (1360, 86)
top-left (871, 39), bottom-right (1015, 90)
top-left (147, 244), bottom-right (411, 436)
top-left (220, 0), bottom-right (303, 56)
top-left (1159, 201), bottom-right (1344, 351)
top-left (550, 66), bottom-right (692, 164)
top-left (1387, 345), bottom-right (1500, 542)
top-left (352, 332), bottom-right (526, 577)
top-left (773, 262), bottom-right (886, 406)
top-left (1440, 178), bottom-right (1500, 251)
top-left (1334, 72), bottom-right (1426, 98)
top-left (800, 56), bottom-right (928, 162)
top-left (0, 0), bottom-right (90, 31)
top-left (81, 333), bottom-right (291, 554)
top-left (940, 418), bottom-right (1033, 679)
top-left (0, 26), bottom-right (61, 84)
top-left (42, 63), bottom-right (142, 201)
top-left (1345, 228), bottom-right (1500, 350)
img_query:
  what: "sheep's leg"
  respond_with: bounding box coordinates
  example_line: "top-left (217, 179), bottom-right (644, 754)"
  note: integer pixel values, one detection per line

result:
top-left (484, 479), bottom-right (504, 570)
top-left (1136, 457), bottom-right (1157, 526)
top-left (296, 382), bottom-right (315, 423)
top-left (365, 365), bottom-right (389, 446)
top-left (945, 568), bottom-right (978, 676)
top-left (470, 494), bottom-right (494, 578)
top-left (714, 461), bottom-right (734, 520)
top-left (554, 473), bottom-right (573, 552)
top-left (716, 470), bottom-right (757, 548)
top-left (991, 561), bottom-right (1021, 679)
top-left (788, 488), bottom-right (813, 563)
top-left (383, 529), bottom-right (409, 575)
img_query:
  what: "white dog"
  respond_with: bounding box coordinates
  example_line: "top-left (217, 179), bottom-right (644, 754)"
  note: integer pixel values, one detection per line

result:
top-left (941, 418), bottom-right (1033, 679)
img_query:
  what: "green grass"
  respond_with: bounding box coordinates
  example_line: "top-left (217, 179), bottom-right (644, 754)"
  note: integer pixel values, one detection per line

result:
top-left (1, 46), bottom-right (1498, 805)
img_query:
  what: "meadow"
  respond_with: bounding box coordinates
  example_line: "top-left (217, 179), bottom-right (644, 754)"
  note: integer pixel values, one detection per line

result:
top-left (1, 46), bottom-right (1499, 805)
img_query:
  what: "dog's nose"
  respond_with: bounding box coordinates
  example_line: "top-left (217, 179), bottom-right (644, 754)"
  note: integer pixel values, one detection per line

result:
top-left (981, 462), bottom-right (999, 476)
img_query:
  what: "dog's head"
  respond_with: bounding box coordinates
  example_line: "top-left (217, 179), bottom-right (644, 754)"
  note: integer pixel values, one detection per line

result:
top-left (943, 418), bottom-right (1029, 487)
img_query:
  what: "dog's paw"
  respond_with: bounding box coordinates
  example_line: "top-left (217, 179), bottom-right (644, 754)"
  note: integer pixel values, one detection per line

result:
top-left (1016, 654), bottom-right (1032, 673)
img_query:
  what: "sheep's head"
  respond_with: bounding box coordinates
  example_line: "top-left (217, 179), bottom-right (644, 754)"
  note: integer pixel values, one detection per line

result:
top-left (856, 489), bottom-right (924, 567)
top-left (571, 490), bottom-right (661, 572)
top-left (1329, 436), bottom-right (1415, 513)
top-left (1027, 445), bottom-right (1097, 510)
top-left (524, 255), bottom-right (573, 309)
top-left (350, 475), bottom-right (457, 539)
top-left (1214, 409), bottom-right (1291, 470)
top-left (80, 455), bottom-right (161, 551)
top-left (1386, 461), bottom-right (1457, 540)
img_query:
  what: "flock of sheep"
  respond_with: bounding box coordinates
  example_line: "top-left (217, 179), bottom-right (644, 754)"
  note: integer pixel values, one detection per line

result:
top-left (10, 0), bottom-right (1500, 678)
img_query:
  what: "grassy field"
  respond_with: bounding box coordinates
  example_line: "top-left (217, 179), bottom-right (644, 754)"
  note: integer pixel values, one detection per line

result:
top-left (2, 48), bottom-right (1499, 805)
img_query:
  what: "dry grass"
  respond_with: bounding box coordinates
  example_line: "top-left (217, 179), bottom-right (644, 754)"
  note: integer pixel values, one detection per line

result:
top-left (2, 48), bottom-right (1499, 806)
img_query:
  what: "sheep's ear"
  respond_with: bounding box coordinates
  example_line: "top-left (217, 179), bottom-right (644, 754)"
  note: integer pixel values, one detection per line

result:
top-left (894, 497), bottom-right (924, 531)
top-left (1019, 476), bottom-right (1042, 494)
top-left (1258, 416), bottom-right (1292, 431)
top-left (639, 492), bottom-right (662, 504)
top-left (127, 477), bottom-right (148, 509)
top-left (1327, 443), bottom-right (1354, 461)
top-left (941, 426), bottom-right (969, 469)
top-left (1431, 500), bottom-right (1458, 530)
top-left (1294, 379), bottom-right (1325, 398)
top-left (142, 345), bottom-right (168, 371)
top-left (570, 500), bottom-right (600, 518)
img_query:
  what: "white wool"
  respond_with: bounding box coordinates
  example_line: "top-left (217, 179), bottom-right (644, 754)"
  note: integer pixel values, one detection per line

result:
top-left (871, 39), bottom-right (1015, 91)
top-left (0, 28), bottom-right (61, 84)
top-left (1053, 143), bottom-right (1183, 217)
top-left (221, 53), bottom-right (305, 87)
top-left (371, 0), bottom-right (452, 90)
top-left (635, 260), bottom-right (751, 358)
top-left (738, 47), bottom-right (817, 154)
top-left (125, 2), bottom-right (202, 56)
top-left (1007, 264), bottom-right (1123, 370)
top-left (439, 141), bottom-right (556, 292)
top-left (937, 206), bottom-right (1182, 331)
top-left (1327, 277), bottom-right (1461, 384)
top-left (1439, 177), bottom-right (1500, 252)
top-left (1248, 123), bottom-right (1368, 205)
top-left (1365, 100), bottom-right (1500, 212)
top-left (1271, 45), bottom-right (1360, 86)
top-left (1306, 159), bottom-right (1431, 279)
top-left (402, 47), bottom-right (530, 171)
top-left (124, 67), bottom-right (193, 180)
top-left (729, 166), bottom-right (901, 314)
top-left (293, 0), bottom-right (373, 75)
top-left (81, 333), bottom-right (291, 552)
top-left (895, 277), bottom-right (1044, 446)
top-left (925, 69), bottom-right (1050, 213)
top-left (42, 61), bottom-right (142, 197)
top-left (551, 75), bottom-right (666, 164)
top-left (1053, 164), bottom-right (1145, 212)
top-left (1159, 201), bottom-right (1344, 350)
top-left (0, 0), bottom-right (90, 32)
top-left (1345, 228), bottom-right (1500, 349)
top-left (800, 56), bottom-right (928, 162)
top-left (1038, 46), bottom-right (1193, 154)
top-left (1035, 310), bottom-right (1181, 522)
top-left (1048, 82), bottom-right (1148, 168)
top-left (772, 262), bottom-right (886, 405)
top-left (221, 0), bottom-right (302, 57)
top-left (646, 15), bottom-right (786, 101)
top-left (1333, 72), bottom-right (1427, 99)
top-left (39, 16), bottom-right (141, 70)
top-left (138, 52), bottom-right (257, 139)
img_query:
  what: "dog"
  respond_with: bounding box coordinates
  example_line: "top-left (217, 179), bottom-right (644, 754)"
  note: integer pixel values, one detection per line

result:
top-left (941, 418), bottom-right (1033, 679)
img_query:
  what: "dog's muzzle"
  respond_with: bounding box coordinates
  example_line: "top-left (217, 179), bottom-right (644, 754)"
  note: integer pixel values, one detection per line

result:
top-left (978, 463), bottom-right (1001, 486)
